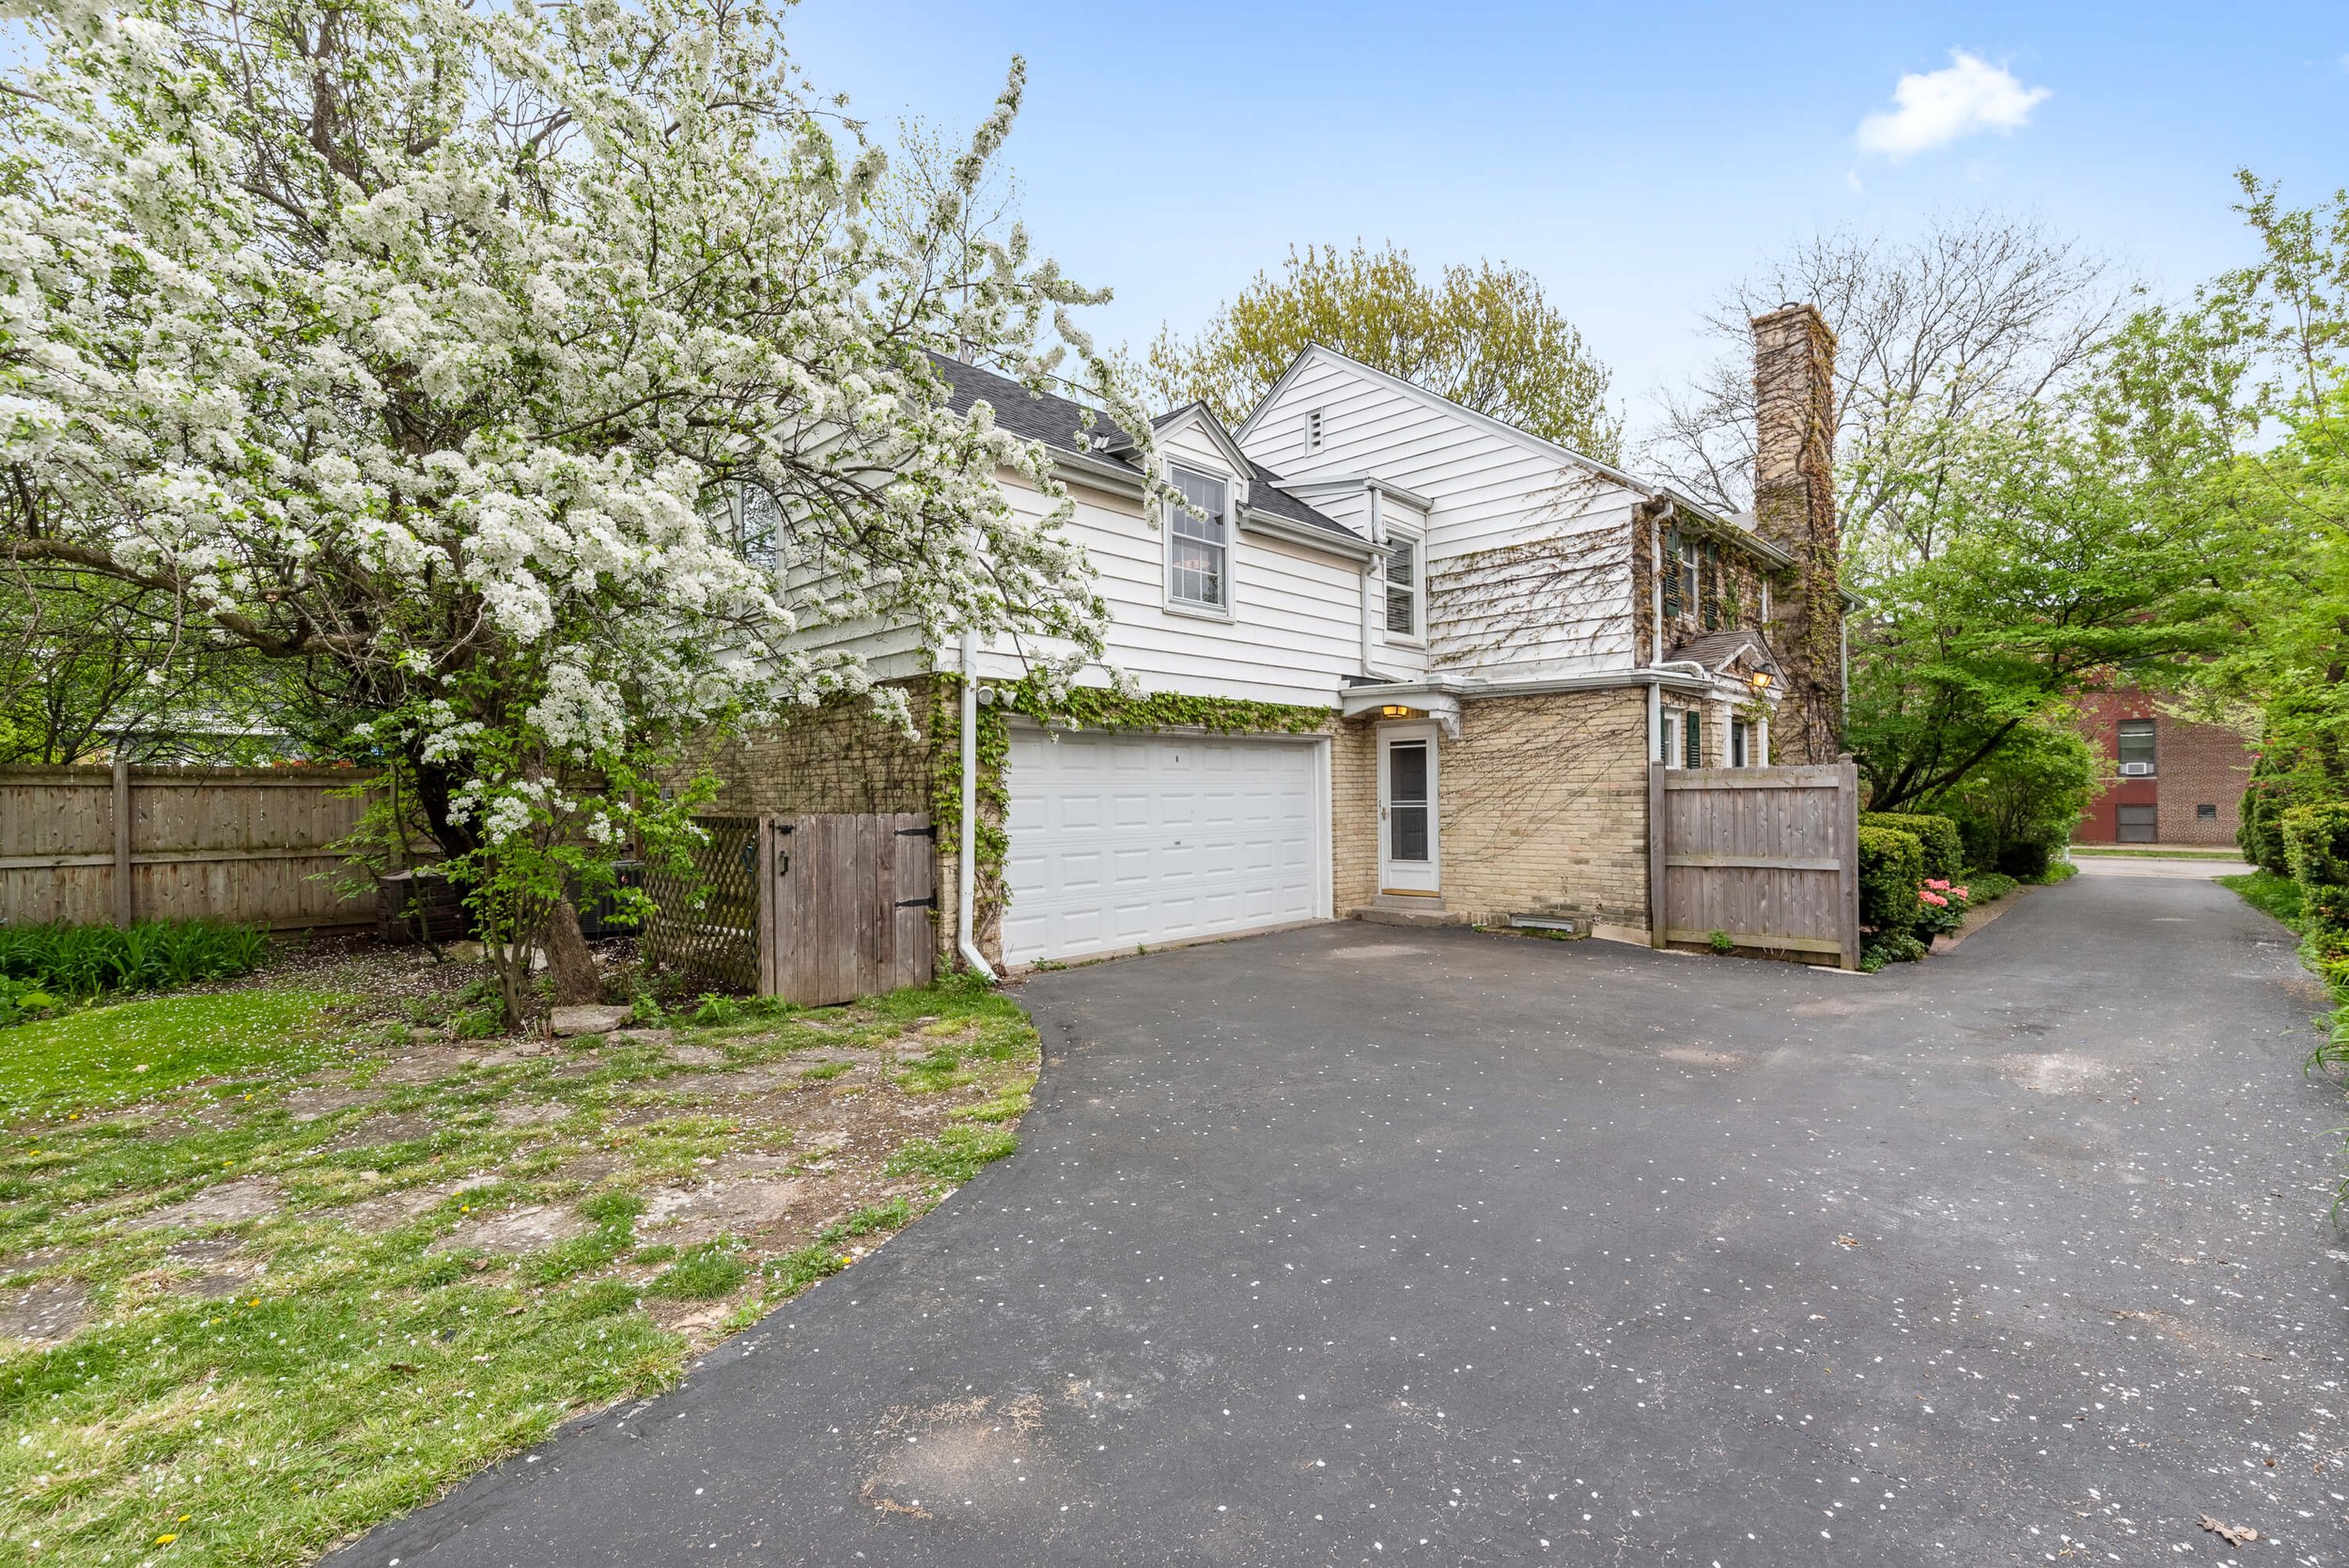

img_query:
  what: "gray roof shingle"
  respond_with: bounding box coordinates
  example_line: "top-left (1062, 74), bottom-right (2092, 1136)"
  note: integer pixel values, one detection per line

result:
top-left (929, 355), bottom-right (1357, 542)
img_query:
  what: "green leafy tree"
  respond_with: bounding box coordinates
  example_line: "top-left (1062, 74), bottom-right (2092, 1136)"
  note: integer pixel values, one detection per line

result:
top-left (1146, 242), bottom-right (1623, 461)
top-left (1846, 377), bottom-right (2247, 811)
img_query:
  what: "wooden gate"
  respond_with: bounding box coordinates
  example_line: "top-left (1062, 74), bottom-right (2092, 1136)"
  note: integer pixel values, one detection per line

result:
top-left (644, 814), bottom-right (937, 1004)
top-left (1648, 761), bottom-right (1859, 969)
top-left (763, 815), bottom-right (937, 1005)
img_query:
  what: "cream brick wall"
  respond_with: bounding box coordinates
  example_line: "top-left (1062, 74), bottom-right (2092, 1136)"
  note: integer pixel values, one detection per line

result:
top-left (1437, 690), bottom-right (1652, 934)
top-left (1337, 690), bottom-right (1653, 936)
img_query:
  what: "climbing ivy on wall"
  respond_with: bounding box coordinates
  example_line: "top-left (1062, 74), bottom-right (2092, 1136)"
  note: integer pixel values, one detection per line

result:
top-left (926, 673), bottom-right (1331, 907)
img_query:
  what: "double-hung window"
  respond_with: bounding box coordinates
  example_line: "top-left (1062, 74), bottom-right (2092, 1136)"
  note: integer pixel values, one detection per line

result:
top-left (1661, 707), bottom-right (1703, 768)
top-left (1166, 466), bottom-right (1229, 611)
top-left (2117, 719), bottom-right (2155, 774)
top-left (1384, 535), bottom-right (1420, 637)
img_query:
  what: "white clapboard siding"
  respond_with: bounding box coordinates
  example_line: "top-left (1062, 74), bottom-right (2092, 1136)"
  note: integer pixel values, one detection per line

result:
top-left (1239, 350), bottom-right (1648, 680)
top-left (964, 470), bottom-right (1365, 708)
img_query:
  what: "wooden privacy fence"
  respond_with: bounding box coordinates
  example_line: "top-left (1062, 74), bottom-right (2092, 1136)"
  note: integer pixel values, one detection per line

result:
top-left (644, 813), bottom-right (937, 1006)
top-left (1648, 760), bottom-right (1859, 970)
top-left (0, 763), bottom-right (378, 929)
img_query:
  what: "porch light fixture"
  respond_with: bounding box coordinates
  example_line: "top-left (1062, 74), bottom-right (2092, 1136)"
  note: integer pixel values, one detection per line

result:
top-left (1749, 670), bottom-right (1772, 691)
top-left (1378, 704), bottom-right (1415, 720)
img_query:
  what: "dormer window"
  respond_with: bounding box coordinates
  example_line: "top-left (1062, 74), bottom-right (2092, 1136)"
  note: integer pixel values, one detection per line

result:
top-left (1305, 407), bottom-right (1326, 453)
top-left (1166, 465), bottom-right (1229, 611)
top-left (1384, 535), bottom-right (1419, 638)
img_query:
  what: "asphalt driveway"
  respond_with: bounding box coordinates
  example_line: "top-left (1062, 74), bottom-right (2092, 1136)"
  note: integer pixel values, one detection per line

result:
top-left (338, 875), bottom-right (2349, 1565)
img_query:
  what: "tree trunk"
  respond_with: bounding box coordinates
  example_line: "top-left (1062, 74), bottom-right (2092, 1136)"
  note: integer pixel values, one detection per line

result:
top-left (542, 896), bottom-right (600, 1006)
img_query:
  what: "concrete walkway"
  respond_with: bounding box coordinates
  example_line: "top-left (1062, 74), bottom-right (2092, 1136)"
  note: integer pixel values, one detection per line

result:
top-left (334, 875), bottom-right (2349, 1565)
top-left (2071, 853), bottom-right (2253, 878)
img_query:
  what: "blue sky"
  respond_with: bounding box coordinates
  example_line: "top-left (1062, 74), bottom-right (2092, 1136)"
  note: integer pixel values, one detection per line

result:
top-left (786, 0), bottom-right (2348, 431)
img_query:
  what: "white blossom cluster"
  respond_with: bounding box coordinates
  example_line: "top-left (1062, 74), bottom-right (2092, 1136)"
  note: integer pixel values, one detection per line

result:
top-left (0, 0), bottom-right (1153, 849)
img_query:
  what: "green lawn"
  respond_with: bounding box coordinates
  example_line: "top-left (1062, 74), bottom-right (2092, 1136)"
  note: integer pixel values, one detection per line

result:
top-left (2217, 869), bottom-right (2305, 931)
top-left (0, 975), bottom-right (1036, 1566)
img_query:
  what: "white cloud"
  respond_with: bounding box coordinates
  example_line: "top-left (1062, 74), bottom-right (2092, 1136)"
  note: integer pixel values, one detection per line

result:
top-left (1857, 51), bottom-right (2050, 160)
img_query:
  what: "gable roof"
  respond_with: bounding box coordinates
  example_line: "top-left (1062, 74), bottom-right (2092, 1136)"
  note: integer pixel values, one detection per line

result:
top-left (928, 353), bottom-right (1358, 544)
top-left (1666, 628), bottom-right (1781, 675)
top-left (1234, 342), bottom-right (1651, 494)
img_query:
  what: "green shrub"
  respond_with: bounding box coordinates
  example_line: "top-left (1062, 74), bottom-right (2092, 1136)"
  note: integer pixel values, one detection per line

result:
top-left (1935, 721), bottom-right (2097, 879)
top-left (2238, 753), bottom-right (2313, 875)
top-left (2281, 801), bottom-right (2349, 961)
top-left (1962, 871), bottom-right (2019, 904)
top-left (0, 918), bottom-right (269, 1000)
top-left (1858, 825), bottom-right (1925, 936)
top-left (1859, 812), bottom-right (1964, 879)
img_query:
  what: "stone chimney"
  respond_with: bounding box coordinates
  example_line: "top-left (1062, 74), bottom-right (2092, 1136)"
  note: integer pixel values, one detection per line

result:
top-left (1750, 303), bottom-right (1843, 766)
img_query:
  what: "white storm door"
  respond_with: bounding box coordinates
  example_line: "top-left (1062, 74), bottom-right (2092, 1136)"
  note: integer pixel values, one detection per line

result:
top-left (1377, 725), bottom-right (1439, 894)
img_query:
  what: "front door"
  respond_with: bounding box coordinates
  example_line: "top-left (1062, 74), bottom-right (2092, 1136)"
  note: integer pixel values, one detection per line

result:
top-left (1377, 726), bottom-right (1439, 895)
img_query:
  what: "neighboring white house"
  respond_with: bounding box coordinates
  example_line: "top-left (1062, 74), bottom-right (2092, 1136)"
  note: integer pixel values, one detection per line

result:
top-left (695, 306), bottom-right (1845, 970)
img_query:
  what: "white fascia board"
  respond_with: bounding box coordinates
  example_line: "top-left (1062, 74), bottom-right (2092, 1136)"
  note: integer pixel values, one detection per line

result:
top-left (1278, 474), bottom-right (1436, 513)
top-left (1047, 448), bottom-right (1146, 498)
top-left (1154, 403), bottom-right (1259, 483)
top-left (1237, 506), bottom-right (1378, 562)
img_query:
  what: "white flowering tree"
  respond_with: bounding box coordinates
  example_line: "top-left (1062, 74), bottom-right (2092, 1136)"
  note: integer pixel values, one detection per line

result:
top-left (1, 0), bottom-right (1155, 1023)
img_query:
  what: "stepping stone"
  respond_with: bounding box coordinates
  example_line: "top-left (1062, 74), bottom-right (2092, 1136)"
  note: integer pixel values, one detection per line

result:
top-left (141, 1177), bottom-right (283, 1231)
top-left (286, 1083), bottom-right (386, 1122)
top-left (0, 1279), bottom-right (89, 1344)
top-left (375, 1048), bottom-right (479, 1085)
top-left (666, 1045), bottom-right (726, 1067)
top-left (549, 1004), bottom-right (630, 1038)
top-left (326, 1110), bottom-right (435, 1152)
top-left (333, 1183), bottom-right (457, 1234)
top-left (163, 1237), bottom-right (259, 1298)
top-left (493, 1100), bottom-right (571, 1129)
top-left (430, 1203), bottom-right (588, 1256)
top-left (640, 1178), bottom-right (807, 1244)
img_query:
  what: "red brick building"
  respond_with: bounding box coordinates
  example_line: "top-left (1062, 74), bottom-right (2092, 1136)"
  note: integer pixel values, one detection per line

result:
top-left (2073, 687), bottom-right (2252, 846)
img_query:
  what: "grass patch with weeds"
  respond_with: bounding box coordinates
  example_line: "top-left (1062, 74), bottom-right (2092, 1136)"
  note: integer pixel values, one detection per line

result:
top-left (2219, 869), bottom-right (2305, 931)
top-left (0, 969), bottom-right (1038, 1566)
top-left (885, 1124), bottom-right (1019, 1184)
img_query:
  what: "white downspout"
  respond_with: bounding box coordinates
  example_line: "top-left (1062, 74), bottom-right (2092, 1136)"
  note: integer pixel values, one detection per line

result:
top-left (957, 627), bottom-right (997, 984)
top-left (1360, 485), bottom-right (1383, 676)
top-left (1647, 679), bottom-right (1662, 767)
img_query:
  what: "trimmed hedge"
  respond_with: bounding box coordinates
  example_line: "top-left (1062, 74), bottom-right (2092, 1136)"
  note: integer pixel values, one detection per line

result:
top-left (1859, 824), bottom-right (1925, 935)
top-left (2280, 801), bottom-right (2349, 962)
top-left (1859, 811), bottom-right (1964, 880)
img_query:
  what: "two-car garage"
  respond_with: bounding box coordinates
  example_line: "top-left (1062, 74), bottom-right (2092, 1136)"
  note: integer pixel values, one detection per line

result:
top-left (999, 726), bottom-right (1327, 966)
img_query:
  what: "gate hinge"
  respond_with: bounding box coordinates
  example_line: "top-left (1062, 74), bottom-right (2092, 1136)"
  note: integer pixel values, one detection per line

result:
top-left (895, 895), bottom-right (939, 909)
top-left (896, 824), bottom-right (938, 839)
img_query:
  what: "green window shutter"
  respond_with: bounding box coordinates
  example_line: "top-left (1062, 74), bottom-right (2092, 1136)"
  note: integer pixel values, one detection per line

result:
top-left (1683, 710), bottom-right (1701, 769)
top-left (1661, 529), bottom-right (1683, 618)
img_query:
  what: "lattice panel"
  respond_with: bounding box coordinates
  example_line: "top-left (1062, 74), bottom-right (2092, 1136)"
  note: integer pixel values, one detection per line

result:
top-left (642, 815), bottom-right (762, 993)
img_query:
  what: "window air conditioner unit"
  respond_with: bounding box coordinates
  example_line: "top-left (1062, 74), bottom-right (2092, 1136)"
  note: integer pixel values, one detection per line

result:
top-left (2119, 761), bottom-right (2153, 776)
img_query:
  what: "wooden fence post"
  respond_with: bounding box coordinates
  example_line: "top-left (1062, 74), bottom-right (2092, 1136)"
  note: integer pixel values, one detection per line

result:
top-left (1647, 761), bottom-right (1668, 949)
top-left (112, 752), bottom-right (132, 929)
top-left (1837, 757), bottom-right (1860, 970)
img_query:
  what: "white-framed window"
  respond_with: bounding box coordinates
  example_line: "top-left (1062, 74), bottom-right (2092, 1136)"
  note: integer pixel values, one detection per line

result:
top-left (1166, 465), bottom-right (1230, 611)
top-left (1731, 718), bottom-right (1750, 768)
top-left (1660, 706), bottom-right (1703, 768)
top-left (1305, 407), bottom-right (1326, 453)
top-left (1383, 534), bottom-right (1420, 637)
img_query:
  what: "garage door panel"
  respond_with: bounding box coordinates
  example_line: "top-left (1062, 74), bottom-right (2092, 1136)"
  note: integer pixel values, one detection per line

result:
top-left (1003, 728), bottom-right (1320, 964)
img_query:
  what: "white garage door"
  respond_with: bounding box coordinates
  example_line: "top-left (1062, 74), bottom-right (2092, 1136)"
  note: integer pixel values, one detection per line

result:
top-left (1002, 727), bottom-right (1323, 964)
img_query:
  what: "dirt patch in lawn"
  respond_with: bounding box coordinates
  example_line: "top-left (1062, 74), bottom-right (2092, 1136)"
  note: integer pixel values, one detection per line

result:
top-left (0, 949), bottom-right (1039, 1568)
top-left (0, 1278), bottom-right (89, 1343)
